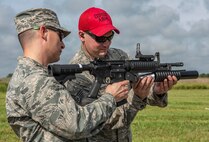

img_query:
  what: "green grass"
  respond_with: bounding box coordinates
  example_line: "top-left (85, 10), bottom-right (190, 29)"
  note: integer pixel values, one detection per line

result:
top-left (1, 81), bottom-right (209, 141)
top-left (173, 82), bottom-right (209, 89)
top-left (0, 83), bottom-right (7, 93)
top-left (0, 92), bottom-right (20, 142)
top-left (132, 90), bottom-right (209, 142)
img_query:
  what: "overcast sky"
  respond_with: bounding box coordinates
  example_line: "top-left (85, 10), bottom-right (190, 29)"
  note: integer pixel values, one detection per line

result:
top-left (0, 0), bottom-right (209, 77)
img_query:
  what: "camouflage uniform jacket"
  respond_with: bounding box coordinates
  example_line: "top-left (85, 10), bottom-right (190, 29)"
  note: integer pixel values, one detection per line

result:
top-left (6, 56), bottom-right (118, 142)
top-left (65, 47), bottom-right (168, 142)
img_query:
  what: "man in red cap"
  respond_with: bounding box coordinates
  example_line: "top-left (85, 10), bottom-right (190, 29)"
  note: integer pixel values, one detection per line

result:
top-left (65, 7), bottom-right (177, 142)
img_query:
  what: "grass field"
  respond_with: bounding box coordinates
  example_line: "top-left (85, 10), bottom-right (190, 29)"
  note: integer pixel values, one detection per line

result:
top-left (0, 79), bottom-right (209, 142)
top-left (0, 91), bottom-right (20, 142)
top-left (132, 89), bottom-right (209, 142)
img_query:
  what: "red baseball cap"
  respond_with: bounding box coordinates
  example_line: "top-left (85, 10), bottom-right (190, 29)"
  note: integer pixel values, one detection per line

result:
top-left (78, 7), bottom-right (120, 36)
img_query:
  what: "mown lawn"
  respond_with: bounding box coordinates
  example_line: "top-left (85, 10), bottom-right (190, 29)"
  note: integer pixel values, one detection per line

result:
top-left (132, 89), bottom-right (209, 142)
top-left (0, 91), bottom-right (20, 142)
top-left (1, 87), bottom-right (209, 142)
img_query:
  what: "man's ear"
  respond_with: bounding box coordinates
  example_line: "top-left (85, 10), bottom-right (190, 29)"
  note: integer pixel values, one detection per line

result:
top-left (39, 25), bottom-right (48, 40)
top-left (79, 30), bottom-right (85, 41)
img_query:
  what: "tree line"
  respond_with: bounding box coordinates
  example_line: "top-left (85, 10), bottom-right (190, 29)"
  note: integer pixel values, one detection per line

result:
top-left (199, 73), bottom-right (209, 78)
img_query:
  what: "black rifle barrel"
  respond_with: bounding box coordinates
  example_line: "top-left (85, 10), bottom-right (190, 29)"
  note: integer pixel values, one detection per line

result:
top-left (126, 61), bottom-right (184, 72)
top-left (127, 61), bottom-right (159, 71)
top-left (159, 62), bottom-right (184, 67)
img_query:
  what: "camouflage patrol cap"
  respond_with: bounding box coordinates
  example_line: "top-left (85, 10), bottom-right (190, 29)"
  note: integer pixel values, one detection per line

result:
top-left (14, 8), bottom-right (70, 38)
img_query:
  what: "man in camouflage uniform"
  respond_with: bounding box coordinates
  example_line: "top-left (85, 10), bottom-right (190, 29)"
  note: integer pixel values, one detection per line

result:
top-left (6, 8), bottom-right (130, 142)
top-left (65, 7), bottom-right (178, 142)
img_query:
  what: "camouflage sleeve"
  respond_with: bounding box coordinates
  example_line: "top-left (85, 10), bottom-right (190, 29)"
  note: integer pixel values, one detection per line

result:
top-left (26, 74), bottom-right (116, 139)
top-left (64, 73), bottom-right (97, 106)
top-left (104, 85), bottom-right (168, 130)
top-left (103, 89), bottom-right (147, 129)
top-left (129, 85), bottom-right (168, 108)
top-left (146, 85), bottom-right (168, 107)
top-left (117, 84), bottom-right (168, 127)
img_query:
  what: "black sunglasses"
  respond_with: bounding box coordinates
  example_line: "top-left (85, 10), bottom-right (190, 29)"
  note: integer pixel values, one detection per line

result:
top-left (85, 31), bottom-right (114, 43)
top-left (33, 25), bottom-right (64, 42)
top-left (46, 26), bottom-right (64, 42)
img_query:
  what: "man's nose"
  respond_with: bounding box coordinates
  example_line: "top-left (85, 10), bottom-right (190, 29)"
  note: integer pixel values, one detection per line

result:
top-left (102, 40), bottom-right (111, 47)
top-left (61, 41), bottom-right (65, 49)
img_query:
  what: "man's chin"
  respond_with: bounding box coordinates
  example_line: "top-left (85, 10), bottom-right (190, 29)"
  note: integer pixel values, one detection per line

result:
top-left (51, 57), bottom-right (60, 63)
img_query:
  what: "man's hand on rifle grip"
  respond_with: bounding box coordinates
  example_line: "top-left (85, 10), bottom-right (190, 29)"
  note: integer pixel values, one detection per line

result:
top-left (105, 80), bottom-right (129, 102)
top-left (132, 76), bottom-right (154, 99)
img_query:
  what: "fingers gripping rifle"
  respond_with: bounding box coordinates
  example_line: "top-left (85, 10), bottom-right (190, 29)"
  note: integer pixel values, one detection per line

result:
top-left (48, 43), bottom-right (199, 106)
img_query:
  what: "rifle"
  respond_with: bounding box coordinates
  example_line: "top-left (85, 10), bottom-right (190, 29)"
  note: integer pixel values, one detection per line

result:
top-left (48, 43), bottom-right (199, 106)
